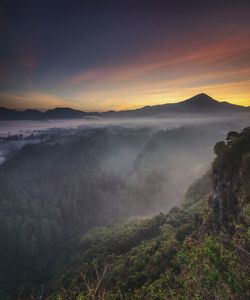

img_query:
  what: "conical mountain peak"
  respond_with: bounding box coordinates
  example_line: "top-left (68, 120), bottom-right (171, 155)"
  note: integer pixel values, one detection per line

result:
top-left (183, 93), bottom-right (218, 106)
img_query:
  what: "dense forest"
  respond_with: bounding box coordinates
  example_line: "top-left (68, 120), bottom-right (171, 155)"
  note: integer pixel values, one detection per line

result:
top-left (45, 127), bottom-right (250, 299)
top-left (0, 124), bottom-right (249, 299)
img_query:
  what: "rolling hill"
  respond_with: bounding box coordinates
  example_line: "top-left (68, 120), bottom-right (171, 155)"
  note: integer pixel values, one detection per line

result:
top-left (0, 94), bottom-right (248, 120)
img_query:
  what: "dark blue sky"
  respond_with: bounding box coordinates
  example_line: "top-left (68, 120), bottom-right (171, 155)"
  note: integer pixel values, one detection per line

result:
top-left (1, 0), bottom-right (250, 110)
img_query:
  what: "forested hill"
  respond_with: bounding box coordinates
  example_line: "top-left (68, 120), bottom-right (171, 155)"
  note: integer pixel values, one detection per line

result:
top-left (0, 127), bottom-right (151, 298)
top-left (44, 127), bottom-right (250, 300)
top-left (0, 126), bottom-right (249, 299)
top-left (0, 124), bottom-right (219, 299)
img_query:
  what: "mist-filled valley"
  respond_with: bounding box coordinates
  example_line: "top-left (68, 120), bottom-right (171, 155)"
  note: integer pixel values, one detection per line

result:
top-left (0, 113), bottom-right (250, 299)
top-left (2, 0), bottom-right (250, 297)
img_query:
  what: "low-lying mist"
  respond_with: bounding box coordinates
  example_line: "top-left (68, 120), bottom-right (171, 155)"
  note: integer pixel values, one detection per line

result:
top-left (0, 114), bottom-right (248, 295)
top-left (1, 114), bottom-right (247, 213)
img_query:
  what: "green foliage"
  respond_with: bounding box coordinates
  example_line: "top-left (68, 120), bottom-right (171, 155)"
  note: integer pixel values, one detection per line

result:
top-left (176, 235), bottom-right (250, 298)
top-left (0, 129), bottom-right (152, 296)
top-left (1, 127), bottom-right (250, 299)
top-left (214, 141), bottom-right (226, 156)
top-left (45, 127), bottom-right (250, 300)
top-left (175, 223), bottom-right (193, 242)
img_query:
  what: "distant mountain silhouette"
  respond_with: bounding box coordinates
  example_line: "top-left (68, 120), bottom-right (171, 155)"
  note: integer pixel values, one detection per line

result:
top-left (0, 94), bottom-right (248, 120)
top-left (179, 93), bottom-right (245, 111)
top-left (108, 93), bottom-right (247, 117)
top-left (0, 107), bottom-right (43, 120)
top-left (0, 107), bottom-right (97, 120)
top-left (43, 107), bottom-right (93, 119)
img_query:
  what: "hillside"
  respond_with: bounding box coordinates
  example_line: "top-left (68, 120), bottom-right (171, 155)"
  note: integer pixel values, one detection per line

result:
top-left (0, 127), bottom-right (152, 297)
top-left (42, 127), bottom-right (250, 300)
top-left (0, 124), bottom-right (222, 297)
top-left (0, 94), bottom-right (249, 120)
top-left (0, 125), bottom-right (249, 299)
top-left (121, 125), bottom-right (220, 214)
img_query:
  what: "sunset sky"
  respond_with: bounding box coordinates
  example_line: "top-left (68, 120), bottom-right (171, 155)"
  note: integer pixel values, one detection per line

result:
top-left (1, 0), bottom-right (250, 111)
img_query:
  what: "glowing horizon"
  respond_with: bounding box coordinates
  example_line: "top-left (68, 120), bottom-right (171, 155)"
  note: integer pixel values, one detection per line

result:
top-left (1, 91), bottom-right (249, 113)
top-left (1, 1), bottom-right (250, 111)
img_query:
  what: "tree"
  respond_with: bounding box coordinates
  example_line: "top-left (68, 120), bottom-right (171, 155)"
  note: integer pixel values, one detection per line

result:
top-left (214, 141), bottom-right (225, 156)
top-left (226, 131), bottom-right (239, 143)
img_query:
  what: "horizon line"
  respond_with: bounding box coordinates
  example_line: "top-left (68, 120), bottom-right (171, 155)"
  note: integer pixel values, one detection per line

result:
top-left (1, 93), bottom-right (249, 113)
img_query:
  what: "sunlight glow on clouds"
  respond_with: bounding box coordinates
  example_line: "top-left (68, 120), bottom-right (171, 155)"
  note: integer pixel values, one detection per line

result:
top-left (1, 1), bottom-right (250, 111)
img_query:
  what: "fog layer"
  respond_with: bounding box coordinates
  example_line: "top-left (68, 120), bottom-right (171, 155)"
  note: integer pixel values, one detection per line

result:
top-left (1, 114), bottom-right (247, 213)
top-left (0, 114), bottom-right (248, 296)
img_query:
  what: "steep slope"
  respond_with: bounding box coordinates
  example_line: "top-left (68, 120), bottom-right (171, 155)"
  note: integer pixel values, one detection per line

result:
top-left (44, 127), bottom-right (250, 300)
top-left (211, 128), bottom-right (250, 231)
top-left (122, 125), bottom-right (222, 214)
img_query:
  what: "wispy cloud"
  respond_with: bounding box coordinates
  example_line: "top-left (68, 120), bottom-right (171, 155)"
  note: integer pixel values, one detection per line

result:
top-left (2, 25), bottom-right (250, 110)
top-left (66, 30), bottom-right (250, 86)
top-left (60, 30), bottom-right (250, 110)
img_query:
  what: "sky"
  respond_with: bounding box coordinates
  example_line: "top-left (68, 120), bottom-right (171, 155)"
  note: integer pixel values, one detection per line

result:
top-left (1, 0), bottom-right (250, 111)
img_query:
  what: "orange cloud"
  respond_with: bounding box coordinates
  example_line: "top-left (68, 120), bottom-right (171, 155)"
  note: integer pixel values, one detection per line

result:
top-left (59, 28), bottom-right (250, 110)
top-left (67, 30), bottom-right (250, 86)
top-left (2, 28), bottom-right (250, 111)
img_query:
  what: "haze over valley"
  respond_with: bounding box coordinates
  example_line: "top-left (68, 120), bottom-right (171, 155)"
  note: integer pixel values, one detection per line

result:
top-left (1, 1), bottom-right (250, 299)
top-left (1, 98), bottom-right (249, 298)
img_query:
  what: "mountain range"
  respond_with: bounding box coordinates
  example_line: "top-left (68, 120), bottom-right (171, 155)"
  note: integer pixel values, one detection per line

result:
top-left (0, 93), bottom-right (249, 120)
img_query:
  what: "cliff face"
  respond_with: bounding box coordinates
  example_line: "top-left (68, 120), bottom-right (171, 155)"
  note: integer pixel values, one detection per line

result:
top-left (211, 128), bottom-right (250, 231)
